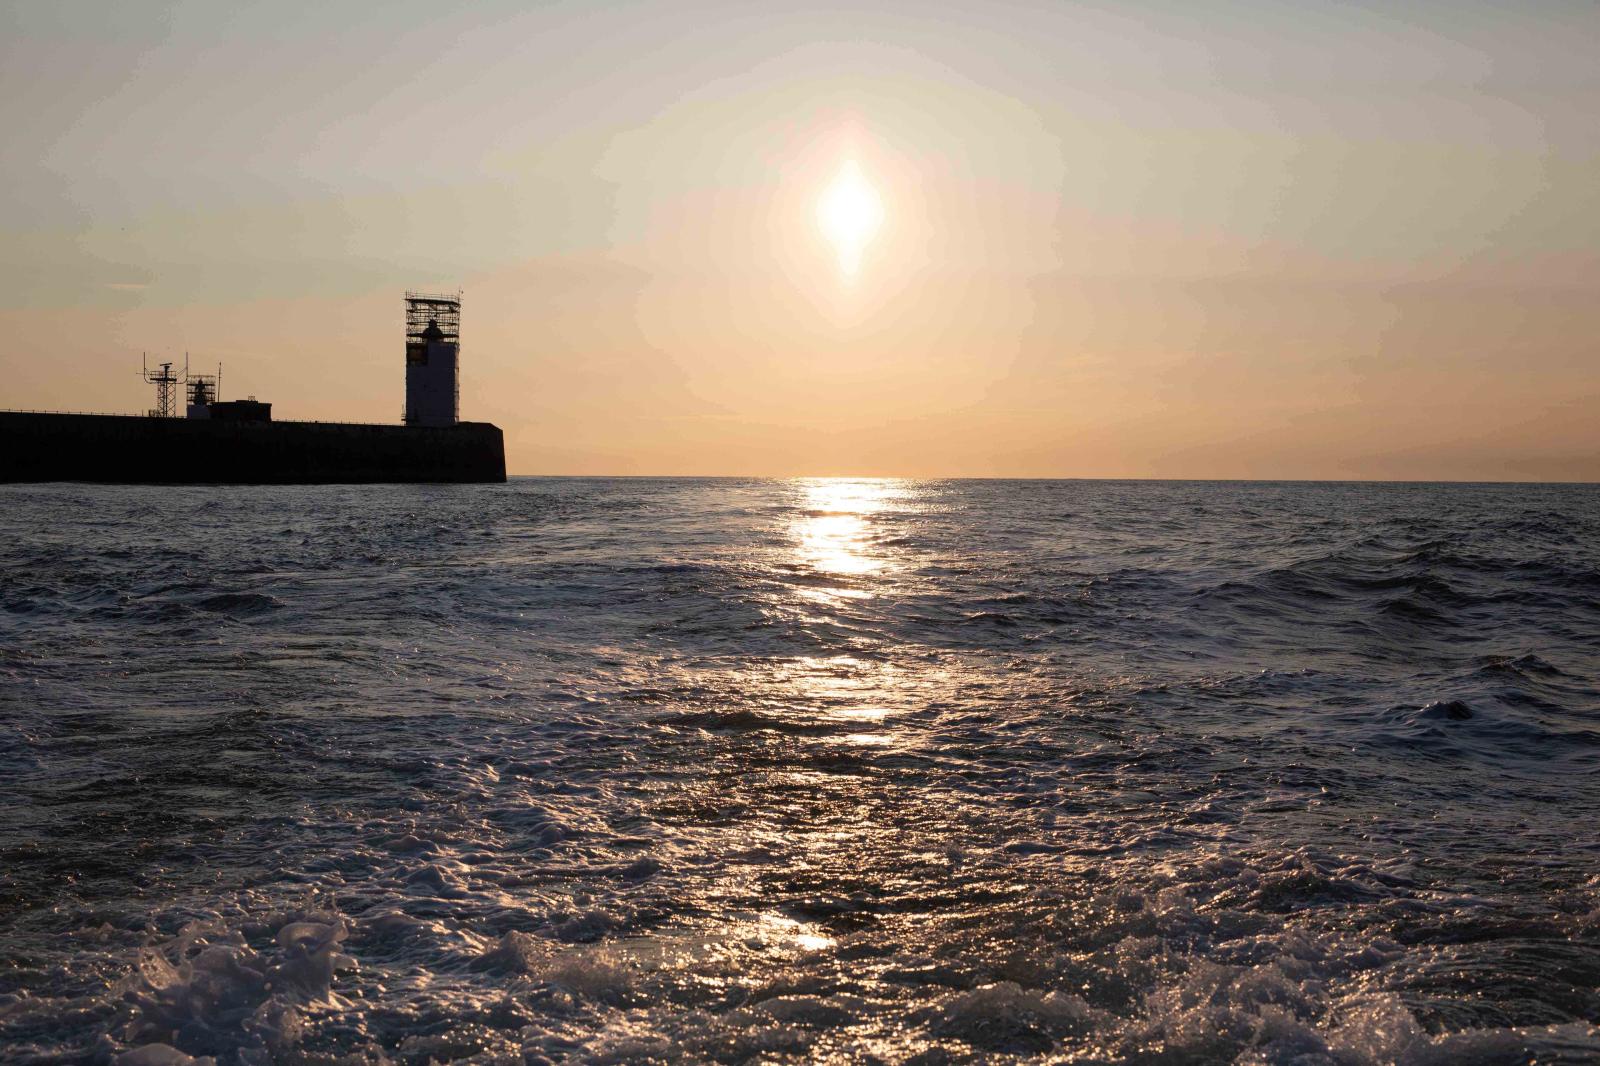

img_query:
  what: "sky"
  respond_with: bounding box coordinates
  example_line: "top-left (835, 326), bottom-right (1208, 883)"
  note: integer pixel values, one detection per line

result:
top-left (1, 0), bottom-right (1596, 479)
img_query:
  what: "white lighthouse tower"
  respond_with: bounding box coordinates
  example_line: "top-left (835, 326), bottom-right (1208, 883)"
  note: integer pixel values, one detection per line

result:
top-left (404, 292), bottom-right (460, 426)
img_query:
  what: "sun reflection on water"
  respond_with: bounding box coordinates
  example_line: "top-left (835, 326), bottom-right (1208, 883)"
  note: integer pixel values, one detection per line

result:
top-left (662, 488), bottom-right (969, 1031)
top-left (759, 913), bottom-right (836, 953)
top-left (792, 478), bottom-right (904, 579)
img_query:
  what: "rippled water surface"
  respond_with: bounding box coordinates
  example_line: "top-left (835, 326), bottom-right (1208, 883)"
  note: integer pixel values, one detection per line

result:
top-left (2, 478), bottom-right (1599, 1064)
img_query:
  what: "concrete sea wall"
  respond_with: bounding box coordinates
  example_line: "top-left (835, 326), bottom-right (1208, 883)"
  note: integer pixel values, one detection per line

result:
top-left (0, 412), bottom-right (506, 484)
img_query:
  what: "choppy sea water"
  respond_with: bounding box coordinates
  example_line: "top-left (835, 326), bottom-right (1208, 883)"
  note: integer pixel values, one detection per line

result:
top-left (2, 478), bottom-right (1598, 1065)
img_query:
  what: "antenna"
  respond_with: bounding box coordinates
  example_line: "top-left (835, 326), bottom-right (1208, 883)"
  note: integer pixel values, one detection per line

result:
top-left (142, 353), bottom-right (180, 418)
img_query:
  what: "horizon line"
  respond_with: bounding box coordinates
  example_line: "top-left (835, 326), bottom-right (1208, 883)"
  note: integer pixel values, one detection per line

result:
top-left (505, 473), bottom-right (1600, 486)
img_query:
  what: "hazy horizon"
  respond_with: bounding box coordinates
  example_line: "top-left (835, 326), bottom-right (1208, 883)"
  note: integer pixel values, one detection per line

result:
top-left (3, 1), bottom-right (1596, 481)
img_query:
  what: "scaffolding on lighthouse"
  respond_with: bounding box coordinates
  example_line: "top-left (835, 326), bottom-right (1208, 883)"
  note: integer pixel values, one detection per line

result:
top-left (403, 291), bottom-right (462, 427)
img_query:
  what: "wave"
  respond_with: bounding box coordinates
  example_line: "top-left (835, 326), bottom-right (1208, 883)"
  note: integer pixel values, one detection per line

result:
top-left (3, 478), bottom-right (1598, 1063)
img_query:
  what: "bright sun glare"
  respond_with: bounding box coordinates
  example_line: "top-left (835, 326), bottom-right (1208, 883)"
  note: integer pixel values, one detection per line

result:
top-left (817, 161), bottom-right (884, 281)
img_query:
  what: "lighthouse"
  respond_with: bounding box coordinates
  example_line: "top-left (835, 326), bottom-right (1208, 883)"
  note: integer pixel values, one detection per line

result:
top-left (404, 292), bottom-right (460, 427)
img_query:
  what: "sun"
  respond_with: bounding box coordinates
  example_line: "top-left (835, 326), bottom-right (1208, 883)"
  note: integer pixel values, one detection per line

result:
top-left (817, 161), bottom-right (884, 281)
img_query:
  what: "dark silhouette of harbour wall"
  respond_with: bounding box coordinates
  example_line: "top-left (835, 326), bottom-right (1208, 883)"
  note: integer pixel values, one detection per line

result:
top-left (0, 412), bottom-right (506, 484)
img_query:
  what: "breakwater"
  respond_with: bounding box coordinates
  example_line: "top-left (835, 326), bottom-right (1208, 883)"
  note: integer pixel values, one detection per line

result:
top-left (0, 411), bottom-right (505, 483)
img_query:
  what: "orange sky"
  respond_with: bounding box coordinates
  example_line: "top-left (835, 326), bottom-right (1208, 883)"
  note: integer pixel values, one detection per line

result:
top-left (2, 1), bottom-right (1596, 479)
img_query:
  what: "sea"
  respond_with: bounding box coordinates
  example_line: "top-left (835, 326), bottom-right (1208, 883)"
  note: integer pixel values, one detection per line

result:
top-left (1, 477), bottom-right (1598, 1065)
